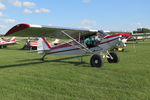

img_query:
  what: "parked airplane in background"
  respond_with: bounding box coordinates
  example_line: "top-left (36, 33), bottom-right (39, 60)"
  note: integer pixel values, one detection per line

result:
top-left (24, 38), bottom-right (60, 50)
top-left (5, 23), bottom-right (130, 67)
top-left (29, 38), bottom-right (59, 48)
top-left (127, 36), bottom-right (145, 42)
top-left (0, 37), bottom-right (16, 48)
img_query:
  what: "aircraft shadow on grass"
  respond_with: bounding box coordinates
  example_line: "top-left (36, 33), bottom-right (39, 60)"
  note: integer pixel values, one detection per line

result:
top-left (0, 55), bottom-right (89, 69)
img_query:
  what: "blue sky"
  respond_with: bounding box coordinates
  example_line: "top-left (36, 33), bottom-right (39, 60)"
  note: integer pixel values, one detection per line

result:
top-left (0, 0), bottom-right (150, 34)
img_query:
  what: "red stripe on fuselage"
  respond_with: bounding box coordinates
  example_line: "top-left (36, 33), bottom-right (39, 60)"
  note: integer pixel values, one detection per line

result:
top-left (104, 33), bottom-right (130, 39)
top-left (104, 34), bottom-right (121, 39)
top-left (47, 48), bottom-right (81, 55)
top-left (46, 37), bottom-right (119, 55)
top-left (100, 37), bottom-right (119, 45)
top-left (51, 41), bottom-right (73, 50)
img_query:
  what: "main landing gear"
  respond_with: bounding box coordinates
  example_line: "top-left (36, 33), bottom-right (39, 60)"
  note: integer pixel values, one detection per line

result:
top-left (107, 52), bottom-right (120, 63)
top-left (90, 52), bottom-right (120, 67)
top-left (40, 54), bottom-right (47, 61)
top-left (40, 52), bottom-right (120, 68)
top-left (90, 54), bottom-right (104, 67)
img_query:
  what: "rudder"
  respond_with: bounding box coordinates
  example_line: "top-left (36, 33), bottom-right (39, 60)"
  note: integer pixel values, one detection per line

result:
top-left (37, 37), bottom-right (51, 55)
top-left (10, 37), bottom-right (16, 42)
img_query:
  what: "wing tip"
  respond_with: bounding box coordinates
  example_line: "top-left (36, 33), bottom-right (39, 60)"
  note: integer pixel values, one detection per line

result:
top-left (5, 23), bottom-right (30, 36)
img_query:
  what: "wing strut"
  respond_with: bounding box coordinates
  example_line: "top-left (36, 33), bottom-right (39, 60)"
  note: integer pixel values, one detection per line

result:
top-left (61, 31), bottom-right (93, 53)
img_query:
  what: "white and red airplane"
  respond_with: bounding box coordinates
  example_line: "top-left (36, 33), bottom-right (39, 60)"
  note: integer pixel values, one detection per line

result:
top-left (0, 37), bottom-right (16, 48)
top-left (5, 23), bottom-right (130, 67)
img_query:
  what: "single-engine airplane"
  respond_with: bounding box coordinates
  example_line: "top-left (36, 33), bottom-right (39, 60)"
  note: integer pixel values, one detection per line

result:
top-left (0, 37), bottom-right (16, 48)
top-left (5, 23), bottom-right (130, 67)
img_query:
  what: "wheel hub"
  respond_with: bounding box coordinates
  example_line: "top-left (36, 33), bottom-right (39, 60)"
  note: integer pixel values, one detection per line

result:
top-left (95, 59), bottom-right (99, 64)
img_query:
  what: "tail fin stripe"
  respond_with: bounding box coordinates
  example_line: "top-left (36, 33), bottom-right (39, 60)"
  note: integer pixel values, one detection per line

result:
top-left (41, 37), bottom-right (51, 48)
top-left (10, 37), bottom-right (16, 42)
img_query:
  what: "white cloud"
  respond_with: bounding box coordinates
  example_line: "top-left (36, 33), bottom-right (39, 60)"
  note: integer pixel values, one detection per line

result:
top-left (35, 8), bottom-right (50, 13)
top-left (41, 8), bottom-right (50, 13)
top-left (35, 9), bottom-right (40, 13)
top-left (0, 12), bottom-right (3, 16)
top-left (1, 0), bottom-right (37, 8)
top-left (23, 1), bottom-right (36, 8)
top-left (4, 0), bottom-right (22, 7)
top-left (80, 19), bottom-right (96, 25)
top-left (0, 25), bottom-right (7, 29)
top-left (0, 2), bottom-right (6, 10)
top-left (24, 9), bottom-right (32, 14)
top-left (23, 8), bottom-right (51, 14)
top-left (0, 19), bottom-right (16, 24)
top-left (13, 0), bottom-right (22, 7)
top-left (82, 0), bottom-right (91, 3)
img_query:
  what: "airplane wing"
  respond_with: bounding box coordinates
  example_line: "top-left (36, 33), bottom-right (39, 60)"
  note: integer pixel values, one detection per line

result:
top-left (5, 23), bottom-right (98, 39)
top-left (0, 42), bottom-right (16, 46)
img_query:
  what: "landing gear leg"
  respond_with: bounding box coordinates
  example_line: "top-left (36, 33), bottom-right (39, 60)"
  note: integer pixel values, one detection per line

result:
top-left (40, 54), bottom-right (47, 61)
top-left (107, 52), bottom-right (120, 63)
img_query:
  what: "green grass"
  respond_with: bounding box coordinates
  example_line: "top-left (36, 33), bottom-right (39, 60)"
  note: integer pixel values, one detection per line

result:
top-left (0, 40), bottom-right (150, 100)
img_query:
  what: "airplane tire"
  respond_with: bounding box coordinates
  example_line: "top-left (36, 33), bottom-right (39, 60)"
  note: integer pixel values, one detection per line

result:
top-left (90, 54), bottom-right (104, 67)
top-left (107, 52), bottom-right (120, 63)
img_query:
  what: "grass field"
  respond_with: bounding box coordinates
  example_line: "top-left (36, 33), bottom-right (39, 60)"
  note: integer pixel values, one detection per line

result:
top-left (0, 40), bottom-right (150, 100)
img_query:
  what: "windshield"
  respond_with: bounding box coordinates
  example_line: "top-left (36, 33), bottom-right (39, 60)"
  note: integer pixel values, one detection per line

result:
top-left (98, 30), bottom-right (110, 38)
top-left (98, 30), bottom-right (109, 36)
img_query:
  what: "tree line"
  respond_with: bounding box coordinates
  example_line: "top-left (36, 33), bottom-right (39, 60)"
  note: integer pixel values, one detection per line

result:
top-left (133, 28), bottom-right (150, 33)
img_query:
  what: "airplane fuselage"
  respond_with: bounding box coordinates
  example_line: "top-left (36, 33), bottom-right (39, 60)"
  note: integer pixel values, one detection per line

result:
top-left (42, 33), bottom-right (128, 55)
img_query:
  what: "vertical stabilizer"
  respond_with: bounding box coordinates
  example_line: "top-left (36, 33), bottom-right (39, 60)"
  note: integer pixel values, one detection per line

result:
top-left (37, 37), bottom-right (51, 55)
top-left (10, 37), bottom-right (16, 42)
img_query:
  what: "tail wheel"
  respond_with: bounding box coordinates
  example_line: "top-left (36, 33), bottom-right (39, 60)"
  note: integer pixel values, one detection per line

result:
top-left (107, 52), bottom-right (120, 63)
top-left (90, 54), bottom-right (104, 67)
